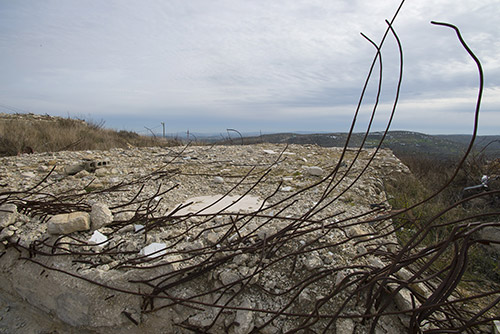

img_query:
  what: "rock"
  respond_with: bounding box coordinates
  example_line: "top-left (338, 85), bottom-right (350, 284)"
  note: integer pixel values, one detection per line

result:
top-left (303, 253), bottom-right (323, 270)
top-left (75, 170), bottom-right (91, 178)
top-left (232, 300), bottom-right (254, 334)
top-left (305, 166), bottom-right (324, 176)
top-left (188, 313), bottom-right (213, 328)
top-left (392, 286), bottom-right (419, 312)
top-left (299, 289), bottom-right (313, 304)
top-left (47, 212), bottom-right (90, 235)
top-left (0, 204), bottom-right (17, 229)
top-left (206, 231), bottom-right (219, 245)
top-left (95, 168), bottom-right (107, 177)
top-left (64, 163), bottom-right (85, 176)
top-left (219, 270), bottom-right (241, 286)
top-left (90, 203), bottom-right (113, 230)
top-left (336, 318), bottom-right (355, 334)
top-left (21, 172), bottom-right (36, 178)
top-left (114, 211), bottom-right (134, 221)
top-left (0, 228), bottom-right (14, 241)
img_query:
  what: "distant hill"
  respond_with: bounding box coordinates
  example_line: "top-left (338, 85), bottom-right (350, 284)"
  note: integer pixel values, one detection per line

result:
top-left (214, 131), bottom-right (499, 160)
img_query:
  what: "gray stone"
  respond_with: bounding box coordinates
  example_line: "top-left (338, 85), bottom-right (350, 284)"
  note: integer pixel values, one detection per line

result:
top-left (188, 313), bottom-right (213, 328)
top-left (303, 253), bottom-right (323, 270)
top-left (114, 211), bottom-right (134, 222)
top-left (392, 286), bottom-right (418, 312)
top-left (21, 172), bottom-right (36, 178)
top-left (305, 166), bottom-right (324, 176)
top-left (64, 163), bottom-right (85, 176)
top-left (220, 270), bottom-right (241, 286)
top-left (0, 228), bottom-right (14, 241)
top-left (206, 231), bottom-right (219, 245)
top-left (90, 203), bottom-right (113, 230)
top-left (47, 212), bottom-right (91, 235)
top-left (0, 204), bottom-right (17, 229)
top-left (55, 292), bottom-right (90, 327)
top-left (232, 300), bottom-right (254, 334)
top-left (336, 318), bottom-right (355, 334)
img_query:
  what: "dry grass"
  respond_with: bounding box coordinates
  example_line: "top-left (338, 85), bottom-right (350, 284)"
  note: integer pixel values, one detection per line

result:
top-left (0, 115), bottom-right (182, 156)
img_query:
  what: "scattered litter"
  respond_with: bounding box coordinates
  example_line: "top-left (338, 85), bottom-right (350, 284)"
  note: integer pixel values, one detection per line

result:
top-left (88, 231), bottom-right (108, 247)
top-left (140, 243), bottom-right (167, 258)
top-left (134, 224), bottom-right (145, 233)
top-left (213, 176), bottom-right (224, 184)
top-left (263, 149), bottom-right (277, 155)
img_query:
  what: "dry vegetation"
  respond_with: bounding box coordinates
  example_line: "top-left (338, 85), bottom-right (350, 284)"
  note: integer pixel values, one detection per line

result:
top-left (0, 113), bottom-right (182, 156)
top-left (385, 153), bottom-right (500, 285)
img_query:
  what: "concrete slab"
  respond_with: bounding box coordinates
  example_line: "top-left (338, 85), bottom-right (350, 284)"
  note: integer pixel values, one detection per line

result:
top-left (173, 195), bottom-right (264, 216)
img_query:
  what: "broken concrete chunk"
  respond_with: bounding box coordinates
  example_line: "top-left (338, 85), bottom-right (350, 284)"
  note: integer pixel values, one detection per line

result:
top-left (47, 212), bottom-right (91, 235)
top-left (0, 228), bottom-right (15, 241)
top-left (174, 195), bottom-right (264, 216)
top-left (0, 204), bottom-right (17, 229)
top-left (232, 300), bottom-right (254, 334)
top-left (64, 163), bottom-right (85, 176)
top-left (90, 203), bottom-right (113, 230)
top-left (219, 270), bottom-right (241, 286)
top-left (336, 318), bottom-right (355, 334)
top-left (303, 253), bottom-right (323, 270)
top-left (188, 313), bottom-right (213, 328)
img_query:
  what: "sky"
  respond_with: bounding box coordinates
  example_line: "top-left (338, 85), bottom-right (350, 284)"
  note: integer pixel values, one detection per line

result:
top-left (1, 0), bottom-right (499, 136)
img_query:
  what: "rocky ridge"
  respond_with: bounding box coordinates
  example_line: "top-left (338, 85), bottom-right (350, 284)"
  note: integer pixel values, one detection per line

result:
top-left (0, 144), bottom-right (413, 333)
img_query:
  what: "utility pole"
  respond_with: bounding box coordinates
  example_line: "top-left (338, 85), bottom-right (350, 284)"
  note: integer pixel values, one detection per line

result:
top-left (161, 122), bottom-right (165, 139)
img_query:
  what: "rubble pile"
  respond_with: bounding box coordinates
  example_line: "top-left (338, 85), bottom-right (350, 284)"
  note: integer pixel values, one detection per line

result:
top-left (0, 144), bottom-right (420, 333)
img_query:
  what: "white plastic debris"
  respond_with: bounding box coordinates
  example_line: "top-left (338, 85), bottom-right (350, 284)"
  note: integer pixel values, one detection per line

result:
top-left (134, 224), bottom-right (145, 232)
top-left (281, 186), bottom-right (293, 192)
top-left (88, 230), bottom-right (109, 247)
top-left (140, 243), bottom-right (167, 258)
top-left (263, 149), bottom-right (277, 154)
top-left (213, 176), bottom-right (224, 184)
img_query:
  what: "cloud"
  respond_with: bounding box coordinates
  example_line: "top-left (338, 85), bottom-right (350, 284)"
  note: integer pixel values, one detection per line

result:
top-left (0, 0), bottom-right (499, 134)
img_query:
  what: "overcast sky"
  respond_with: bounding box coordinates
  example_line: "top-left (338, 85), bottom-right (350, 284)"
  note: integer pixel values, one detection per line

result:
top-left (1, 1), bottom-right (499, 136)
